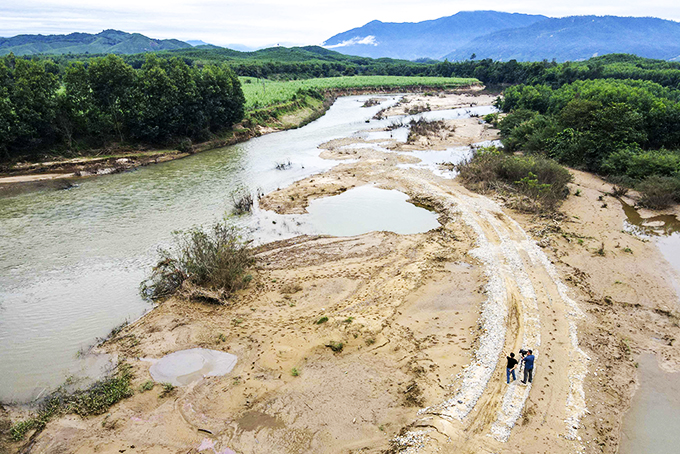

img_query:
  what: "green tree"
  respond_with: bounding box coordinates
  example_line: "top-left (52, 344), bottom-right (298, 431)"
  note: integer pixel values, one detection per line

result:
top-left (87, 54), bottom-right (136, 142)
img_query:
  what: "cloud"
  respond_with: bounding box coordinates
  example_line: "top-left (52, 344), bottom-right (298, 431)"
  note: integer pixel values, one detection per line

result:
top-left (324, 35), bottom-right (378, 48)
top-left (2, 1), bottom-right (680, 47)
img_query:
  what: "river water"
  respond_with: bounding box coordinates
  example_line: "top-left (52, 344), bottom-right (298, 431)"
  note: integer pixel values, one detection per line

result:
top-left (0, 96), bottom-right (494, 402)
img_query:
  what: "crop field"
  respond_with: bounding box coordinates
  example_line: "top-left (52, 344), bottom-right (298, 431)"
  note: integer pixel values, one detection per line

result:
top-left (240, 76), bottom-right (479, 110)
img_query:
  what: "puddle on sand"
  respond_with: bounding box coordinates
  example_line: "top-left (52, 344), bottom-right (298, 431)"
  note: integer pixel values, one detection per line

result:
top-left (305, 186), bottom-right (440, 237)
top-left (620, 199), bottom-right (680, 285)
top-left (620, 354), bottom-right (680, 454)
top-left (620, 199), bottom-right (680, 236)
top-left (147, 348), bottom-right (237, 386)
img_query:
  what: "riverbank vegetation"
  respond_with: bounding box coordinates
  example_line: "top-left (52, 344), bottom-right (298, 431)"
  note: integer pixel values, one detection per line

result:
top-left (495, 78), bottom-right (680, 207)
top-left (0, 46), bottom-right (479, 166)
top-left (141, 219), bottom-right (254, 302)
top-left (7, 363), bottom-right (133, 441)
top-left (0, 53), bottom-right (244, 163)
top-left (456, 147), bottom-right (572, 212)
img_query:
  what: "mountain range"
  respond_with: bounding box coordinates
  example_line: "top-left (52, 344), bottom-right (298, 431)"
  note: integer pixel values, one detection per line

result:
top-left (0, 29), bottom-right (192, 56)
top-left (324, 11), bottom-right (680, 62)
top-left (6, 11), bottom-right (680, 63)
top-left (324, 11), bottom-right (546, 60)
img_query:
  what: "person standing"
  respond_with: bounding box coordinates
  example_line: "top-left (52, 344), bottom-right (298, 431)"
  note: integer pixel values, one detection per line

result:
top-left (521, 349), bottom-right (535, 384)
top-left (506, 352), bottom-right (518, 384)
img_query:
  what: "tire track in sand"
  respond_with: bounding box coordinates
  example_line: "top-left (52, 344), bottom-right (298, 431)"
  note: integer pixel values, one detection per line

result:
top-left (392, 175), bottom-right (588, 453)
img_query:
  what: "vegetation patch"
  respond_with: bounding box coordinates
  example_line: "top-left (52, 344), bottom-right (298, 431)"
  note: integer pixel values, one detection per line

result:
top-left (456, 147), bottom-right (572, 212)
top-left (406, 119), bottom-right (447, 144)
top-left (141, 219), bottom-right (254, 301)
top-left (496, 76), bottom-right (680, 208)
top-left (159, 383), bottom-right (176, 398)
top-left (240, 76), bottom-right (477, 111)
top-left (637, 175), bottom-right (680, 209)
top-left (325, 341), bottom-right (344, 352)
top-left (9, 363), bottom-right (133, 441)
top-left (1, 54), bottom-right (244, 163)
top-left (231, 188), bottom-right (254, 214)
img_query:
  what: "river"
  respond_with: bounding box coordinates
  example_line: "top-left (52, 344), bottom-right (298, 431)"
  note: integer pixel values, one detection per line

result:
top-left (0, 95), bottom-right (495, 402)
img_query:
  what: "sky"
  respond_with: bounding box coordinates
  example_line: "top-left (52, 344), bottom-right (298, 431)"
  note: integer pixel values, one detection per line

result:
top-left (2, 0), bottom-right (680, 47)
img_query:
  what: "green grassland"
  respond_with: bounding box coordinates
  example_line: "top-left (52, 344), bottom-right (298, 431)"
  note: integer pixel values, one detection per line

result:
top-left (240, 75), bottom-right (479, 110)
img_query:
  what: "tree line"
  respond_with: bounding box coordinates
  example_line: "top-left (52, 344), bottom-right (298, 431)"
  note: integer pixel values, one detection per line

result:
top-left (0, 53), bottom-right (244, 162)
top-left (494, 77), bottom-right (680, 207)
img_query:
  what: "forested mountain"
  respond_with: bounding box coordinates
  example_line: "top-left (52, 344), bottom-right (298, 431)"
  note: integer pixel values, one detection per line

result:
top-left (322, 11), bottom-right (547, 60)
top-left (325, 12), bottom-right (680, 62)
top-left (0, 29), bottom-right (191, 56)
top-left (443, 16), bottom-right (680, 62)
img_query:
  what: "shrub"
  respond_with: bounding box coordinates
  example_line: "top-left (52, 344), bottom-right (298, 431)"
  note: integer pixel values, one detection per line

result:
top-left (602, 147), bottom-right (680, 180)
top-left (456, 147), bottom-right (572, 212)
top-left (159, 383), bottom-right (176, 398)
top-left (483, 112), bottom-right (498, 126)
top-left (177, 137), bottom-right (193, 153)
top-left (325, 341), bottom-right (344, 352)
top-left (407, 119), bottom-right (446, 143)
top-left (637, 175), bottom-right (680, 209)
top-left (231, 190), bottom-right (254, 214)
top-left (141, 219), bottom-right (253, 301)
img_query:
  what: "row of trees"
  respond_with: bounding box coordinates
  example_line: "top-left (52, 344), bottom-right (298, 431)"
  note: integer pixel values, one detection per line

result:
top-left (1, 54), bottom-right (244, 162)
top-left (23, 50), bottom-right (680, 88)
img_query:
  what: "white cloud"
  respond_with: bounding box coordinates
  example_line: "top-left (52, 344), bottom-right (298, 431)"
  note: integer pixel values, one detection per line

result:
top-left (324, 35), bottom-right (378, 48)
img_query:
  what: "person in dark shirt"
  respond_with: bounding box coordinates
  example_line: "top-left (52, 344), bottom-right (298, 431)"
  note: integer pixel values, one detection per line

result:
top-left (521, 349), bottom-right (535, 384)
top-left (506, 352), bottom-right (518, 384)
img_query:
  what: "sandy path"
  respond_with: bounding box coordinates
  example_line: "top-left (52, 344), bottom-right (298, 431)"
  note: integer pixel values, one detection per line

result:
top-left (348, 174), bottom-right (588, 453)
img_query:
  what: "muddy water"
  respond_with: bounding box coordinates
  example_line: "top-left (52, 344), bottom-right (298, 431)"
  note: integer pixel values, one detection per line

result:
top-left (0, 96), bottom-right (493, 402)
top-left (620, 199), bottom-right (680, 289)
top-left (619, 203), bottom-right (680, 452)
top-left (306, 186), bottom-right (440, 236)
top-left (619, 354), bottom-right (680, 454)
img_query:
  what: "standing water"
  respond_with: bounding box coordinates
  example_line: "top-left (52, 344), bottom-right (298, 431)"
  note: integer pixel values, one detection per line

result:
top-left (619, 354), bottom-right (680, 453)
top-left (619, 201), bottom-right (680, 452)
top-left (0, 96), bottom-right (490, 401)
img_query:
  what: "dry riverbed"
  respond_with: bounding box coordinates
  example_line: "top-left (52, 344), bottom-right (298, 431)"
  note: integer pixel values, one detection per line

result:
top-left (3, 91), bottom-right (680, 454)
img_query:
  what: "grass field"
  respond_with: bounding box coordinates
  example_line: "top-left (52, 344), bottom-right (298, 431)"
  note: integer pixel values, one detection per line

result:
top-left (240, 76), bottom-right (479, 110)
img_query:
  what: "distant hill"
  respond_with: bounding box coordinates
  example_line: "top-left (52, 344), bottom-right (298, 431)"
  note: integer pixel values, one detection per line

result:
top-left (443, 16), bottom-right (680, 62)
top-left (157, 45), bottom-right (417, 66)
top-left (322, 11), bottom-right (547, 60)
top-left (186, 40), bottom-right (212, 47)
top-left (0, 29), bottom-right (191, 56)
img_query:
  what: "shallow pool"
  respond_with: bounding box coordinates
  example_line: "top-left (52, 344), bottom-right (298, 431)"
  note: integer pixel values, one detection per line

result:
top-left (306, 186), bottom-right (440, 237)
top-left (619, 354), bottom-right (680, 453)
